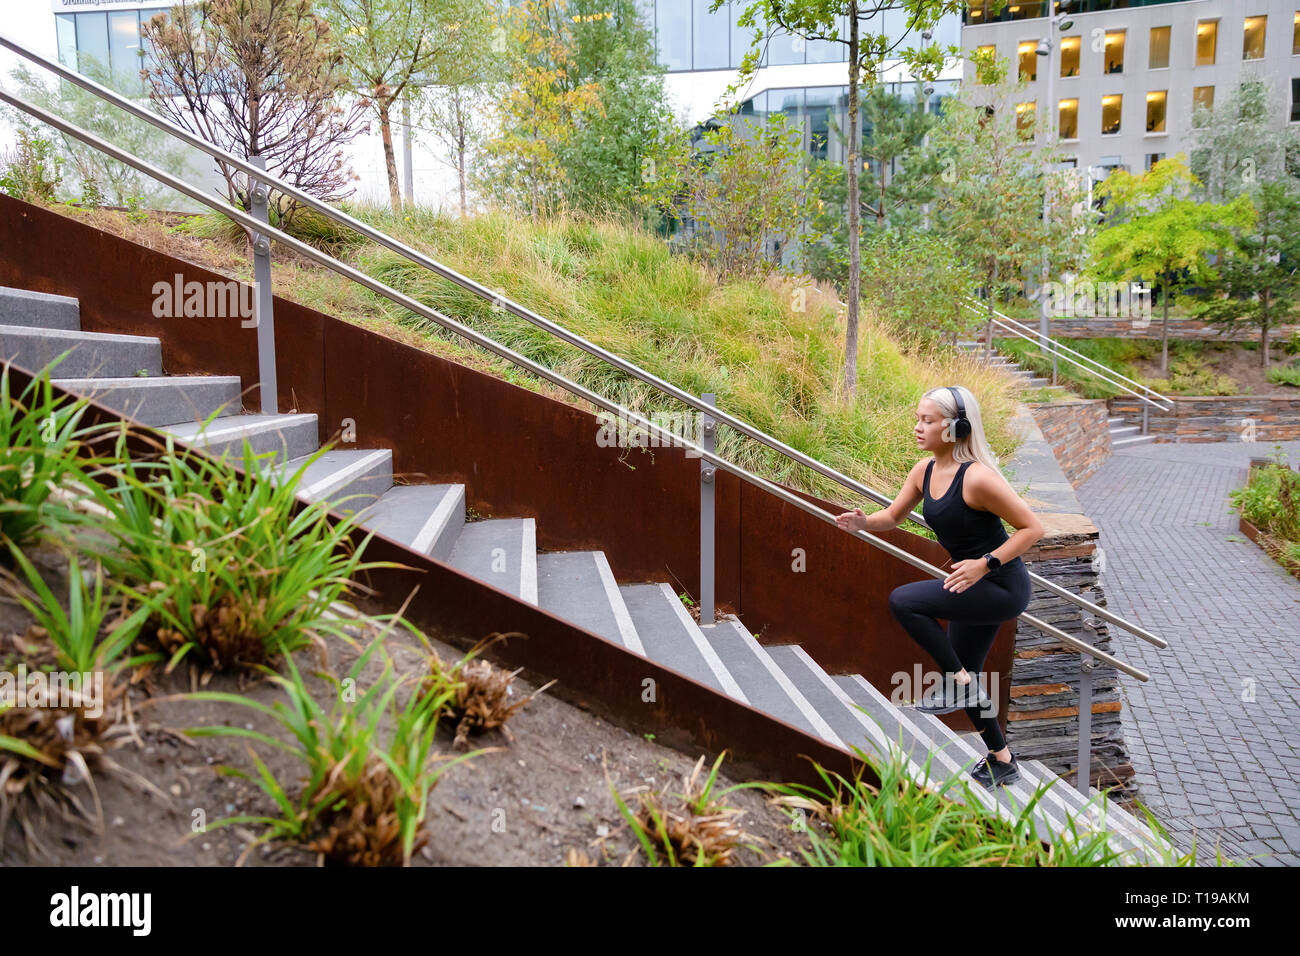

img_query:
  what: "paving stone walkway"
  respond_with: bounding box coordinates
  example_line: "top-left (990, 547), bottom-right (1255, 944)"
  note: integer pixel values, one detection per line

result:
top-left (1076, 439), bottom-right (1300, 867)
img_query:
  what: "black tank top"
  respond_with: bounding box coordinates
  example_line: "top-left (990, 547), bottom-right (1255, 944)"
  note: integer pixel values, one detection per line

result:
top-left (922, 459), bottom-right (1018, 567)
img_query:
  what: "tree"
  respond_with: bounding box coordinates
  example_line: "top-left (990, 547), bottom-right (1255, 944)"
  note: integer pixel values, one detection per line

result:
top-left (719, 0), bottom-right (969, 400)
top-left (1190, 180), bottom-right (1300, 366)
top-left (1189, 79), bottom-right (1300, 204)
top-left (804, 83), bottom-right (941, 288)
top-left (472, 0), bottom-right (603, 219)
top-left (927, 77), bottom-right (1090, 351)
top-left (1089, 155), bottom-right (1254, 374)
top-left (140, 0), bottom-right (369, 239)
top-left (319, 0), bottom-right (465, 213)
top-left (413, 5), bottom-right (501, 217)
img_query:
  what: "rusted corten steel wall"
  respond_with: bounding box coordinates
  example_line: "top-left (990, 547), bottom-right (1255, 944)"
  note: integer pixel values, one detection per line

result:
top-left (0, 193), bottom-right (1018, 744)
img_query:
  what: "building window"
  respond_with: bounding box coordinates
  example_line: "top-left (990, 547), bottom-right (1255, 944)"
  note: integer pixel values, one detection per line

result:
top-left (1193, 85), bottom-right (1215, 126)
top-left (1102, 94), bottom-right (1122, 134)
top-left (1243, 16), bottom-right (1267, 60)
top-left (976, 44), bottom-right (996, 84)
top-left (1196, 20), bottom-right (1218, 66)
top-left (1294, 12), bottom-right (1300, 55)
top-left (1292, 78), bottom-right (1300, 123)
top-left (1019, 41), bottom-right (1037, 81)
top-left (55, 14), bottom-right (77, 69)
top-left (1059, 98), bottom-right (1078, 139)
top-left (1149, 26), bottom-right (1170, 69)
top-left (658, 0), bottom-right (691, 71)
top-left (1145, 152), bottom-right (1166, 171)
top-left (1104, 30), bottom-right (1125, 73)
top-left (1146, 90), bottom-right (1167, 133)
top-left (1016, 100), bottom-right (1036, 138)
top-left (1059, 36), bottom-right (1080, 77)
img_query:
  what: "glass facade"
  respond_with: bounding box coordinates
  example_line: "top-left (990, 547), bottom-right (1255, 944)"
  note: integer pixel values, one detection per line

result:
top-left (965, 1), bottom-right (1192, 25)
top-left (55, 7), bottom-right (170, 88)
top-left (645, 2), bottom-right (960, 72)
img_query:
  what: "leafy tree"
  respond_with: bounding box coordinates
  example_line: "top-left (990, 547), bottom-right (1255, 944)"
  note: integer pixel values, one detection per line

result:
top-left (720, 0), bottom-right (971, 399)
top-left (319, 0), bottom-right (467, 213)
top-left (927, 77), bottom-right (1090, 352)
top-left (1089, 155), bottom-right (1254, 374)
top-left (140, 0), bottom-right (369, 238)
top-left (1189, 80), bottom-right (1300, 204)
top-left (804, 84), bottom-right (941, 288)
top-left (1190, 180), bottom-right (1300, 366)
top-left (472, 0), bottom-right (603, 219)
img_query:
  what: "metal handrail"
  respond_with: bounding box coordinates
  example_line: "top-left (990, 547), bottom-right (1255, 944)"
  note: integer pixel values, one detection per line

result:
top-left (962, 302), bottom-right (1174, 413)
top-left (965, 297), bottom-right (1173, 409)
top-left (0, 42), bottom-right (1165, 669)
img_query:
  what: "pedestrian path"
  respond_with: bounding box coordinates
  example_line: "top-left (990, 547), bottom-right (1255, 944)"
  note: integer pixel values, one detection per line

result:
top-left (1076, 439), bottom-right (1300, 867)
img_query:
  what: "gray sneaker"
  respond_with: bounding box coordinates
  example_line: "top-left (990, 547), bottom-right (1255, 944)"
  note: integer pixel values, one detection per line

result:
top-left (915, 675), bottom-right (991, 714)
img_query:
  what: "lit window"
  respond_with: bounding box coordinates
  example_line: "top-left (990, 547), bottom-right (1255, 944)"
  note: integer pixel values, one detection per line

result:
top-left (1016, 100), bottom-right (1036, 138)
top-left (976, 44), bottom-right (996, 85)
top-left (1146, 91), bottom-right (1167, 133)
top-left (1243, 16), bottom-right (1267, 59)
top-left (1196, 20), bottom-right (1218, 66)
top-left (1060, 36), bottom-right (1080, 77)
top-left (1104, 31), bottom-right (1125, 73)
top-left (1294, 12), bottom-right (1300, 55)
top-left (1059, 98), bottom-right (1078, 139)
top-left (1019, 41), bottom-right (1037, 82)
top-left (1145, 153), bottom-right (1166, 171)
top-left (1149, 26), bottom-right (1170, 69)
top-left (1102, 94), bottom-right (1123, 134)
top-left (1193, 85), bottom-right (1215, 126)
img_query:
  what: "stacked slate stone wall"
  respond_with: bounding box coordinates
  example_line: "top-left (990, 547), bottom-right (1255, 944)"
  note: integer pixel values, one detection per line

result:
top-left (1025, 398), bottom-right (1112, 488)
top-left (1109, 396), bottom-right (1300, 442)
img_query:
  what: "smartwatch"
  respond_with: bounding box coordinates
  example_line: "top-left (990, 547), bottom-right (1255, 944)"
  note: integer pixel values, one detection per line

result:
top-left (983, 552), bottom-right (1001, 571)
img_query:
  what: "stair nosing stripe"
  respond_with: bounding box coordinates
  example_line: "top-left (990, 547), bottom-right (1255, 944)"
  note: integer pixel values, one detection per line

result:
top-left (408, 485), bottom-right (462, 555)
top-left (300, 450), bottom-right (390, 499)
top-left (720, 619), bottom-right (842, 746)
top-left (655, 583), bottom-right (748, 704)
top-left (166, 413), bottom-right (315, 441)
top-left (519, 519), bottom-right (538, 606)
top-left (593, 552), bottom-right (645, 656)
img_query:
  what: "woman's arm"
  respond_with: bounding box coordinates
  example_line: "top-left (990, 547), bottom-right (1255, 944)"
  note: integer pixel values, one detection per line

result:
top-left (835, 459), bottom-right (927, 533)
top-left (969, 465), bottom-right (1045, 564)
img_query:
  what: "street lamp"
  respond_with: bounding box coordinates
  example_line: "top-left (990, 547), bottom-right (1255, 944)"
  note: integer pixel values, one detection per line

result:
top-left (1033, 1), bottom-right (1075, 385)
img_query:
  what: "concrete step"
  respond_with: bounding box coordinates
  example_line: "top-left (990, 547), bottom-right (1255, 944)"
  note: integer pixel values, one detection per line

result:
top-left (445, 517), bottom-right (537, 605)
top-left (0, 324), bottom-right (162, 378)
top-left (1021, 758), bottom-right (1177, 863)
top-left (1025, 376), bottom-right (1051, 387)
top-left (536, 550), bottom-right (642, 653)
top-left (0, 285), bottom-right (80, 331)
top-left (281, 448), bottom-right (393, 512)
top-left (907, 710), bottom-right (1142, 858)
top-left (618, 582), bottom-right (745, 700)
top-left (1109, 424), bottom-right (1141, 438)
top-left (51, 375), bottom-right (242, 427)
top-left (1113, 433), bottom-right (1157, 448)
top-left (698, 615), bottom-right (836, 742)
top-left (162, 412), bottom-right (319, 464)
top-left (1107, 416), bottom-right (1126, 425)
top-left (356, 483), bottom-right (464, 561)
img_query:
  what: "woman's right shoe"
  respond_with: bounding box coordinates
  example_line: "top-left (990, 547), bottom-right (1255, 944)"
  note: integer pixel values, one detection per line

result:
top-left (971, 752), bottom-right (1021, 789)
top-left (915, 676), bottom-right (991, 714)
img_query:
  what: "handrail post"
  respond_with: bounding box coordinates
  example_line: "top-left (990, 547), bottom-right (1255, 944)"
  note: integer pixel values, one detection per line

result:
top-left (700, 393), bottom-right (716, 627)
top-left (1077, 654), bottom-right (1095, 796)
top-left (1142, 401), bottom-right (1149, 436)
top-left (249, 155), bottom-right (277, 415)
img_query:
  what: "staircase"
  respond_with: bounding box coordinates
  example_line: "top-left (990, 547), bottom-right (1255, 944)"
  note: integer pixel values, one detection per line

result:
top-left (1, 283), bottom-right (1176, 863)
top-left (1108, 414), bottom-right (1156, 448)
top-left (956, 339), bottom-right (1066, 394)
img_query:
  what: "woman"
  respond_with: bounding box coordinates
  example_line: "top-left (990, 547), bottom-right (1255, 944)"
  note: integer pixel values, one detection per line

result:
top-left (834, 385), bottom-right (1043, 790)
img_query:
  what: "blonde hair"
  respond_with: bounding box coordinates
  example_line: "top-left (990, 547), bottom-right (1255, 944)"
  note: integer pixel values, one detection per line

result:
top-left (922, 385), bottom-right (1006, 479)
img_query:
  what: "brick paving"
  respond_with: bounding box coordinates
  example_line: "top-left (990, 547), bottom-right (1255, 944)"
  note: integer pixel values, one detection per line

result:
top-left (1076, 439), bottom-right (1300, 867)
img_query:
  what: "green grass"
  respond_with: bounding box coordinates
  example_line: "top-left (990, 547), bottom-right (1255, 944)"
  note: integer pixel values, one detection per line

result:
top-left (169, 202), bottom-right (1030, 524)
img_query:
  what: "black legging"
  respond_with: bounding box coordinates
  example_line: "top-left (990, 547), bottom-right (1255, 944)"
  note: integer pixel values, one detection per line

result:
top-left (887, 563), bottom-right (1031, 753)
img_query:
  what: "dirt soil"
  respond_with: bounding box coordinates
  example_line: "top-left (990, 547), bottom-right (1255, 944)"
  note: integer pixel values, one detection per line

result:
top-left (1131, 341), bottom-right (1300, 396)
top-left (0, 544), bottom-right (827, 868)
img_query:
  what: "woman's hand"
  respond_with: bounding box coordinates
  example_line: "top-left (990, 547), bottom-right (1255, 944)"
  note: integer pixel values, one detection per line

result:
top-left (942, 558), bottom-right (988, 593)
top-left (834, 507), bottom-right (868, 533)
